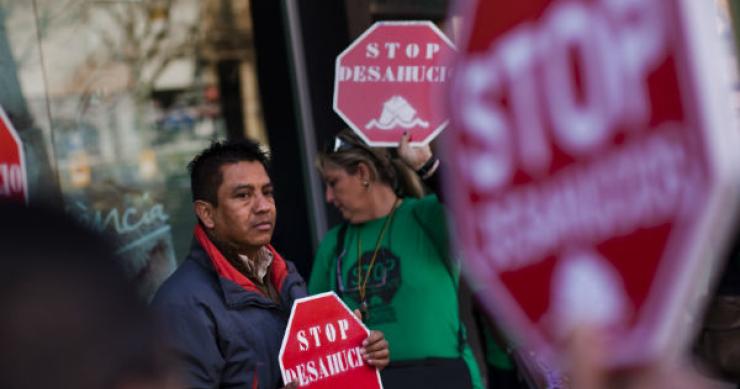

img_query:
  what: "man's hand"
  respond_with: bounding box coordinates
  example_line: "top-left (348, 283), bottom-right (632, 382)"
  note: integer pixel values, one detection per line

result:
top-left (398, 131), bottom-right (433, 171)
top-left (353, 309), bottom-right (390, 370)
top-left (362, 330), bottom-right (390, 370)
top-left (567, 327), bottom-right (720, 389)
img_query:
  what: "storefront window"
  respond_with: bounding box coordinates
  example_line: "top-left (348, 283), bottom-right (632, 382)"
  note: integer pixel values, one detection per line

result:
top-left (1, 0), bottom-right (264, 301)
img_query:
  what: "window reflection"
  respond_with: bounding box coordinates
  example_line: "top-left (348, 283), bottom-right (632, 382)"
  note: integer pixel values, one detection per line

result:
top-left (1, 0), bottom-right (264, 300)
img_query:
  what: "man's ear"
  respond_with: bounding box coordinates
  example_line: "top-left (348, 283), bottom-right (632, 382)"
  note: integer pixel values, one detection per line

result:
top-left (194, 200), bottom-right (216, 229)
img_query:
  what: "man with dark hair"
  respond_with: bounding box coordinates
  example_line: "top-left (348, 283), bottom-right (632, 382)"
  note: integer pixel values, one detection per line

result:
top-left (187, 140), bottom-right (271, 205)
top-left (152, 139), bottom-right (389, 388)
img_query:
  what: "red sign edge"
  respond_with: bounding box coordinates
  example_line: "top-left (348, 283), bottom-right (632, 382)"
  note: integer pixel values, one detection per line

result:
top-left (637, 0), bottom-right (740, 366)
top-left (0, 105), bottom-right (28, 204)
top-left (278, 291), bottom-right (384, 388)
top-left (332, 20), bottom-right (456, 148)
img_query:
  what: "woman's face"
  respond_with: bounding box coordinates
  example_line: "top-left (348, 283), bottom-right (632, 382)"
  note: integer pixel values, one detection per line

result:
top-left (322, 164), bottom-right (370, 223)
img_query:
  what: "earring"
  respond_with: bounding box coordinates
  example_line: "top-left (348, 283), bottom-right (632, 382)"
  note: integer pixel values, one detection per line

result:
top-left (362, 180), bottom-right (369, 188)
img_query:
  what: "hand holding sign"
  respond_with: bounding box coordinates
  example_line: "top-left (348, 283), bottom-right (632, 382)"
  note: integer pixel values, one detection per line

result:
top-left (279, 292), bottom-right (384, 388)
top-left (398, 131), bottom-right (433, 172)
top-left (565, 327), bottom-right (719, 389)
top-left (352, 309), bottom-right (389, 369)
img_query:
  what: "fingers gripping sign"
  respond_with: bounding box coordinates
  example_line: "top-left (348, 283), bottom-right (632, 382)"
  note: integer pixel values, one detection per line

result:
top-left (398, 131), bottom-right (433, 171)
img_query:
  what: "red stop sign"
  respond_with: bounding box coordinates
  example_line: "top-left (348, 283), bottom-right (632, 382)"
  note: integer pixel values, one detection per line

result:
top-left (279, 292), bottom-right (382, 388)
top-left (333, 21), bottom-right (455, 146)
top-left (0, 106), bottom-right (27, 203)
top-left (446, 0), bottom-right (740, 366)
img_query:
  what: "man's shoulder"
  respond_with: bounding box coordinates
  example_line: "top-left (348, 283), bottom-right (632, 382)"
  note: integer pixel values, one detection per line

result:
top-left (151, 257), bottom-right (218, 307)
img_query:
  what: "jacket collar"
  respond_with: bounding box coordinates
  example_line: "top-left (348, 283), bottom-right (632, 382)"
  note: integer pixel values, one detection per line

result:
top-left (192, 225), bottom-right (293, 308)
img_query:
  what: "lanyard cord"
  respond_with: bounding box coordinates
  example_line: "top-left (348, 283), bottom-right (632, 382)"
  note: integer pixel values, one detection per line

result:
top-left (357, 197), bottom-right (400, 305)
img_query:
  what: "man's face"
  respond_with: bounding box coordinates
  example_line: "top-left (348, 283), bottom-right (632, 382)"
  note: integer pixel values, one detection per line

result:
top-left (204, 161), bottom-right (276, 255)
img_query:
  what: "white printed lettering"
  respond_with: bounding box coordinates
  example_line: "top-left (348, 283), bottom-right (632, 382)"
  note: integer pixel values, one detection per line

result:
top-left (366, 42), bottom-right (379, 58)
top-left (297, 330), bottom-right (309, 351)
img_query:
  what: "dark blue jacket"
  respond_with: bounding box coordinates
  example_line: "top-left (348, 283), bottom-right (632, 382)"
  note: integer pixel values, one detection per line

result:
top-left (152, 239), bottom-right (307, 389)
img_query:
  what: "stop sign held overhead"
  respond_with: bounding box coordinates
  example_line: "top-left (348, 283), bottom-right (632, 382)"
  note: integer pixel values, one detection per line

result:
top-left (447, 0), bottom-right (740, 367)
top-left (0, 105), bottom-right (27, 203)
top-left (279, 292), bottom-right (382, 388)
top-left (334, 21), bottom-right (455, 146)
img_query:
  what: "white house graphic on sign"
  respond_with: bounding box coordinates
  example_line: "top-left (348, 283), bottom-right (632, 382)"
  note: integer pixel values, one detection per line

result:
top-left (365, 95), bottom-right (429, 130)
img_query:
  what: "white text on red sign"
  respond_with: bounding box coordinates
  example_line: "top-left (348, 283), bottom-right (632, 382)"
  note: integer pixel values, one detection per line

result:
top-left (450, 0), bottom-right (696, 272)
top-left (297, 319), bottom-right (350, 351)
top-left (284, 319), bottom-right (365, 387)
top-left (0, 163), bottom-right (24, 198)
top-left (338, 41), bottom-right (452, 83)
top-left (453, 0), bottom-right (667, 192)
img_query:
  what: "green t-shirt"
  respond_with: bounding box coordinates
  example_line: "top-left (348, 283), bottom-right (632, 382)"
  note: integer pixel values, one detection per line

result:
top-left (309, 195), bottom-right (482, 389)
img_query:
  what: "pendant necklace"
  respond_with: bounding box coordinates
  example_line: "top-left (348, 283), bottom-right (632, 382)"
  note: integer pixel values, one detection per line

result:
top-left (357, 197), bottom-right (400, 319)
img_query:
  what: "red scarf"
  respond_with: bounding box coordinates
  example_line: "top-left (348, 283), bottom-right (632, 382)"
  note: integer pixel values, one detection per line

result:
top-left (194, 224), bottom-right (289, 295)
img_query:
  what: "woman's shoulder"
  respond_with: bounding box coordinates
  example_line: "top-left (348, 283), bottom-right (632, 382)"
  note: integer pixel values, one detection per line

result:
top-left (317, 223), bottom-right (346, 250)
top-left (325, 222), bottom-right (346, 237)
top-left (400, 194), bottom-right (440, 211)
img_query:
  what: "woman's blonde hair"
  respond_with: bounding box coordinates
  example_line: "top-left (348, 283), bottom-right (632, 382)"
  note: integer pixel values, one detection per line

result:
top-left (317, 129), bottom-right (424, 198)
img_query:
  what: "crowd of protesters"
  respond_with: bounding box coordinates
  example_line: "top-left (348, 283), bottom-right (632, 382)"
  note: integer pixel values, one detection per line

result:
top-left (3, 132), bottom-right (738, 389)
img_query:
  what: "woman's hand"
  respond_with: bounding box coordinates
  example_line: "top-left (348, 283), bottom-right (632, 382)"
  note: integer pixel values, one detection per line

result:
top-left (398, 131), bottom-right (433, 171)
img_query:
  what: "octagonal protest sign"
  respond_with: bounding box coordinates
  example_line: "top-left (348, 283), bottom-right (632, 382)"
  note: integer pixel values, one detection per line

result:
top-left (334, 21), bottom-right (455, 146)
top-left (446, 0), bottom-right (740, 367)
top-left (0, 105), bottom-right (27, 203)
top-left (279, 292), bottom-right (383, 388)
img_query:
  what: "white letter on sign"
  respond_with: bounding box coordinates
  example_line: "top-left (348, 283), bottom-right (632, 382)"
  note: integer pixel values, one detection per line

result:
top-left (457, 57), bottom-right (514, 192)
top-left (498, 26), bottom-right (551, 177)
top-left (366, 42), bottom-right (379, 58)
top-left (384, 42), bottom-right (401, 58)
top-left (338, 319), bottom-right (349, 340)
top-left (0, 164), bottom-right (8, 196)
top-left (426, 43), bottom-right (441, 59)
top-left (338, 66), bottom-right (352, 82)
top-left (602, 0), bottom-right (667, 126)
top-left (309, 325), bottom-right (322, 348)
top-left (543, 3), bottom-right (612, 156)
top-left (297, 330), bottom-right (309, 351)
top-left (325, 322), bottom-right (337, 342)
top-left (405, 43), bottom-right (420, 58)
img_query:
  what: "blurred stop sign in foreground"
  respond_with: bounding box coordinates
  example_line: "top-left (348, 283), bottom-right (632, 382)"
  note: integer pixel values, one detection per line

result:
top-left (446, 0), bottom-right (740, 367)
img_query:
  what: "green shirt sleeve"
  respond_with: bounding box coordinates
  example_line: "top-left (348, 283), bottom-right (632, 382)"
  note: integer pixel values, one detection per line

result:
top-left (412, 194), bottom-right (460, 280)
top-left (410, 194), bottom-right (447, 243)
top-left (308, 226), bottom-right (340, 294)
